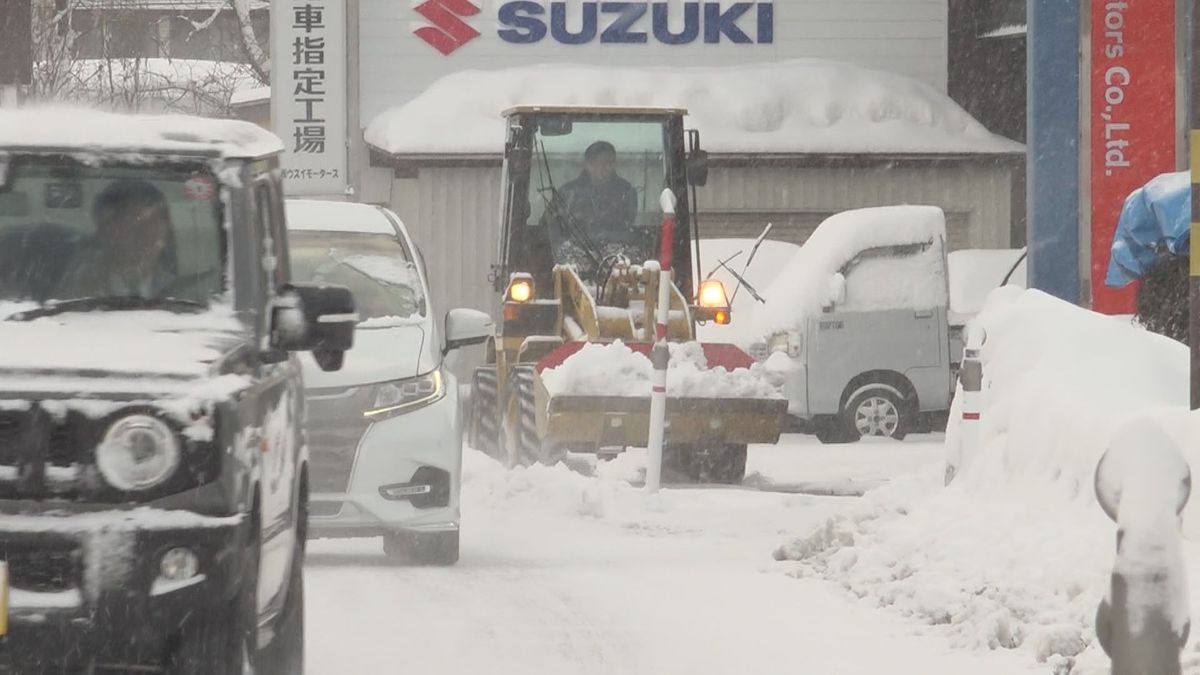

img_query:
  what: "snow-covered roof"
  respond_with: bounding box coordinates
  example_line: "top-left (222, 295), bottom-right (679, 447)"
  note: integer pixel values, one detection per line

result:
top-left (230, 85), bottom-right (271, 107)
top-left (365, 60), bottom-right (1025, 157)
top-left (755, 205), bottom-right (947, 337)
top-left (0, 107), bottom-right (283, 159)
top-left (45, 58), bottom-right (261, 116)
top-left (285, 200), bottom-right (397, 236)
top-left (981, 24), bottom-right (1027, 39)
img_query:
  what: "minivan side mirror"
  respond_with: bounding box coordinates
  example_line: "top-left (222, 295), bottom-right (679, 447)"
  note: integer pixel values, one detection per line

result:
top-left (272, 283), bottom-right (357, 371)
top-left (444, 308), bottom-right (493, 354)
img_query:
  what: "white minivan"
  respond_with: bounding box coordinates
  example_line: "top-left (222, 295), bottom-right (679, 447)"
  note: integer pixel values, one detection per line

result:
top-left (286, 199), bottom-right (492, 564)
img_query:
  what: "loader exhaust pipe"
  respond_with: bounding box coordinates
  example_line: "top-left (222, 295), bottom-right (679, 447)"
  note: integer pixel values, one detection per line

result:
top-left (646, 189), bottom-right (677, 494)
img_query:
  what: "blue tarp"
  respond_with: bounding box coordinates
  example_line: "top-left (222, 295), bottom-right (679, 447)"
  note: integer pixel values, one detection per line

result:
top-left (1105, 171), bottom-right (1191, 288)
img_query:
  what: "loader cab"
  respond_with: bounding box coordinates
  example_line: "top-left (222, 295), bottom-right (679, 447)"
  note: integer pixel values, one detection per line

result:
top-left (496, 106), bottom-right (706, 298)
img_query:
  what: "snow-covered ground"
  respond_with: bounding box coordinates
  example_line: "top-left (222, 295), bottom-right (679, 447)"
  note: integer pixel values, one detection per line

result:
top-left (305, 436), bottom-right (1041, 675)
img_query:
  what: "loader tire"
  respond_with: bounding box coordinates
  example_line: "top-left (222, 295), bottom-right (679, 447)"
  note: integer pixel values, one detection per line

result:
top-left (469, 367), bottom-right (500, 459)
top-left (503, 366), bottom-right (564, 468)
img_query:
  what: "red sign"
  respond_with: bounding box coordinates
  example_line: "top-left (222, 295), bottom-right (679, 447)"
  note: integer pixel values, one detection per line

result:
top-left (1090, 0), bottom-right (1177, 314)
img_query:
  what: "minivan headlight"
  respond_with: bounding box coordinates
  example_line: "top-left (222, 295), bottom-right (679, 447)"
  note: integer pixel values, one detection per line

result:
top-left (97, 415), bottom-right (180, 491)
top-left (364, 369), bottom-right (446, 421)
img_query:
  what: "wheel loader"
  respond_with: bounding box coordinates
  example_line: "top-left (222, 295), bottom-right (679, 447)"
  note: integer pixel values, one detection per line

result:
top-left (468, 105), bottom-right (786, 484)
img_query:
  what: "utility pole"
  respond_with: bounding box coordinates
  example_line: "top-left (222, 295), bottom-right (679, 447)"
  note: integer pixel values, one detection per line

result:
top-left (1192, 0), bottom-right (1200, 410)
top-left (0, 0), bottom-right (32, 108)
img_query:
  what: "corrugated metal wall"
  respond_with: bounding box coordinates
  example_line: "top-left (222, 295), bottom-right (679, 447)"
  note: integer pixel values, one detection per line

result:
top-left (379, 160), bottom-right (1014, 379)
top-left (697, 164), bottom-right (1013, 249)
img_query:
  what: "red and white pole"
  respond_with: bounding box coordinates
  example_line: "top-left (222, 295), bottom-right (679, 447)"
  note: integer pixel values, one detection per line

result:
top-left (954, 326), bottom-right (985, 482)
top-left (645, 189), bottom-right (676, 494)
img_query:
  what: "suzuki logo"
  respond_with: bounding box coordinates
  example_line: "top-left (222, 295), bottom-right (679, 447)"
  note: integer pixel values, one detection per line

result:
top-left (414, 0), bottom-right (481, 55)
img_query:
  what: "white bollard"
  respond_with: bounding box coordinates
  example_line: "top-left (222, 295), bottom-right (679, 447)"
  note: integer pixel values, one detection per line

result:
top-left (953, 325), bottom-right (986, 482)
top-left (645, 189), bottom-right (677, 495)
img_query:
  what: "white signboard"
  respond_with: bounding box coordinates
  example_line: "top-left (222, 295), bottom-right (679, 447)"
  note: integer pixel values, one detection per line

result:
top-left (272, 0), bottom-right (348, 196)
top-left (358, 0), bottom-right (949, 125)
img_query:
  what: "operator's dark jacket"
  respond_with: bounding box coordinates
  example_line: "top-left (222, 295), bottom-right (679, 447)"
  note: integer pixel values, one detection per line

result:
top-left (555, 172), bottom-right (639, 241)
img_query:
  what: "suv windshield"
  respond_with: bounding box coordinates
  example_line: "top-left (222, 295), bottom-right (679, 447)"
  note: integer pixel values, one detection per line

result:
top-left (290, 232), bottom-right (424, 324)
top-left (0, 158), bottom-right (224, 310)
top-left (530, 118), bottom-right (673, 270)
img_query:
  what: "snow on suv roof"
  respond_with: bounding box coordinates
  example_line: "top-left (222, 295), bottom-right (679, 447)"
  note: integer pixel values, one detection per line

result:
top-left (0, 107), bottom-right (283, 159)
top-left (285, 200), bottom-right (399, 236)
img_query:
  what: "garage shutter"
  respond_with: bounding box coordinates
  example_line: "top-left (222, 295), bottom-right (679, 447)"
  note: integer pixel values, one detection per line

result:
top-left (698, 211), bottom-right (972, 250)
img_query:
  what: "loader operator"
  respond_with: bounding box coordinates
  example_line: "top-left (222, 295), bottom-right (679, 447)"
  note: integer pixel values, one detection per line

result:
top-left (545, 141), bottom-right (642, 266)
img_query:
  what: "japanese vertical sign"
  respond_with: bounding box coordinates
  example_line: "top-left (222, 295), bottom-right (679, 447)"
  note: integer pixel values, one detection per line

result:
top-left (272, 0), bottom-right (347, 196)
top-left (1090, 0), bottom-right (1176, 314)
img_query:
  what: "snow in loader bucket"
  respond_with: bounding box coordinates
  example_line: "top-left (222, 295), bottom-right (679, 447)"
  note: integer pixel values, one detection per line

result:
top-left (533, 340), bottom-right (787, 446)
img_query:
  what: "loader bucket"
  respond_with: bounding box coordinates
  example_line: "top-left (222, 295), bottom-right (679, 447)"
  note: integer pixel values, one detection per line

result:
top-left (533, 341), bottom-right (788, 451)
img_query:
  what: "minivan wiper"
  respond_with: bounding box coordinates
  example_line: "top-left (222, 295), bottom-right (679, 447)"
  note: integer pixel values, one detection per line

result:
top-left (5, 296), bottom-right (206, 321)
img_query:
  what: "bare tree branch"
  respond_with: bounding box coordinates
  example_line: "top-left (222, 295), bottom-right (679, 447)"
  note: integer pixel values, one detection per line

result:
top-left (228, 0), bottom-right (268, 84)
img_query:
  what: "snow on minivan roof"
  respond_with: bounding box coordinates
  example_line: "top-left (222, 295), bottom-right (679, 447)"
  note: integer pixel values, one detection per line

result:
top-left (0, 107), bottom-right (283, 158)
top-left (285, 200), bottom-right (399, 236)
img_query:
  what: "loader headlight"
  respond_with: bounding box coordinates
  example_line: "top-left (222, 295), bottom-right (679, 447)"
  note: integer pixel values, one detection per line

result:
top-left (97, 415), bottom-right (180, 491)
top-left (506, 273), bottom-right (534, 303)
top-left (364, 368), bottom-right (446, 421)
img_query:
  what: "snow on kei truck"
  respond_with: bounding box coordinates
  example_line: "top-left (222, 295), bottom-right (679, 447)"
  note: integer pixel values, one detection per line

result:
top-left (0, 109), bottom-right (356, 673)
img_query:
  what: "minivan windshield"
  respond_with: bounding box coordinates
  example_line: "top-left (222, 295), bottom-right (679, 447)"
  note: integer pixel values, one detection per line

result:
top-left (0, 158), bottom-right (224, 312)
top-left (290, 232), bottom-right (425, 325)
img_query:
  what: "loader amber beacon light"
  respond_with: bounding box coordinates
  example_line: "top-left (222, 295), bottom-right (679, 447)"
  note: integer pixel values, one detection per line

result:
top-left (698, 279), bottom-right (730, 309)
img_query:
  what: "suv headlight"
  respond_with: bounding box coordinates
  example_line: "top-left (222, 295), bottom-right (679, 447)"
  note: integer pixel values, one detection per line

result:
top-left (364, 368), bottom-right (446, 422)
top-left (97, 415), bottom-right (181, 491)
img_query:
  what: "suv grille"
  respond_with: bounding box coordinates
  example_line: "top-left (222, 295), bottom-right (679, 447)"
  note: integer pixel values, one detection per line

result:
top-left (306, 387), bottom-right (373, 494)
top-left (1, 542), bottom-right (80, 592)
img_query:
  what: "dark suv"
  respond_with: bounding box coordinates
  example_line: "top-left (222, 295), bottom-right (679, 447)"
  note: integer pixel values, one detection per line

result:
top-left (0, 109), bottom-right (355, 673)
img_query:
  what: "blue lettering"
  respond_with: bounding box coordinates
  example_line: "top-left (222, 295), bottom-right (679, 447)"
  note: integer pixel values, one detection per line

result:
top-left (600, 3), bottom-right (648, 44)
top-left (498, 1), bottom-right (547, 44)
top-left (703, 2), bottom-right (752, 44)
top-left (551, 2), bottom-right (597, 44)
top-left (757, 2), bottom-right (773, 44)
top-left (495, 1), bottom-right (773, 46)
top-left (652, 3), bottom-right (699, 45)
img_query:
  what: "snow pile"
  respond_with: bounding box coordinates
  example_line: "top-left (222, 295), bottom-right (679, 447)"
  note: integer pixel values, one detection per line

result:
top-left (754, 206), bottom-right (948, 338)
top-left (365, 60), bottom-right (1024, 156)
top-left (540, 340), bottom-right (783, 399)
top-left (947, 248), bottom-right (1026, 324)
top-left (775, 288), bottom-right (1195, 673)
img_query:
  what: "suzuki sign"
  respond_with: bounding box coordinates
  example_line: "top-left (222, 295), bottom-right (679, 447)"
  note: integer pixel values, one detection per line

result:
top-left (361, 0), bottom-right (948, 132)
top-left (412, 1), bottom-right (772, 54)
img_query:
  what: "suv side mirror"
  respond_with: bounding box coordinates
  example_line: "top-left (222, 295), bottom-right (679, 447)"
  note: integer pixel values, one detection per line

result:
top-left (272, 283), bottom-right (357, 371)
top-left (687, 149), bottom-right (709, 187)
top-left (444, 308), bottom-right (493, 354)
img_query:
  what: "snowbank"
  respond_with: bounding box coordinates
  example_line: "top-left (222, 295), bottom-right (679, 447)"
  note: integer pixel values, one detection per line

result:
top-left (775, 288), bottom-right (1196, 673)
top-left (365, 60), bottom-right (1025, 156)
top-left (947, 248), bottom-right (1026, 324)
top-left (540, 340), bottom-right (782, 399)
top-left (753, 206), bottom-right (948, 338)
